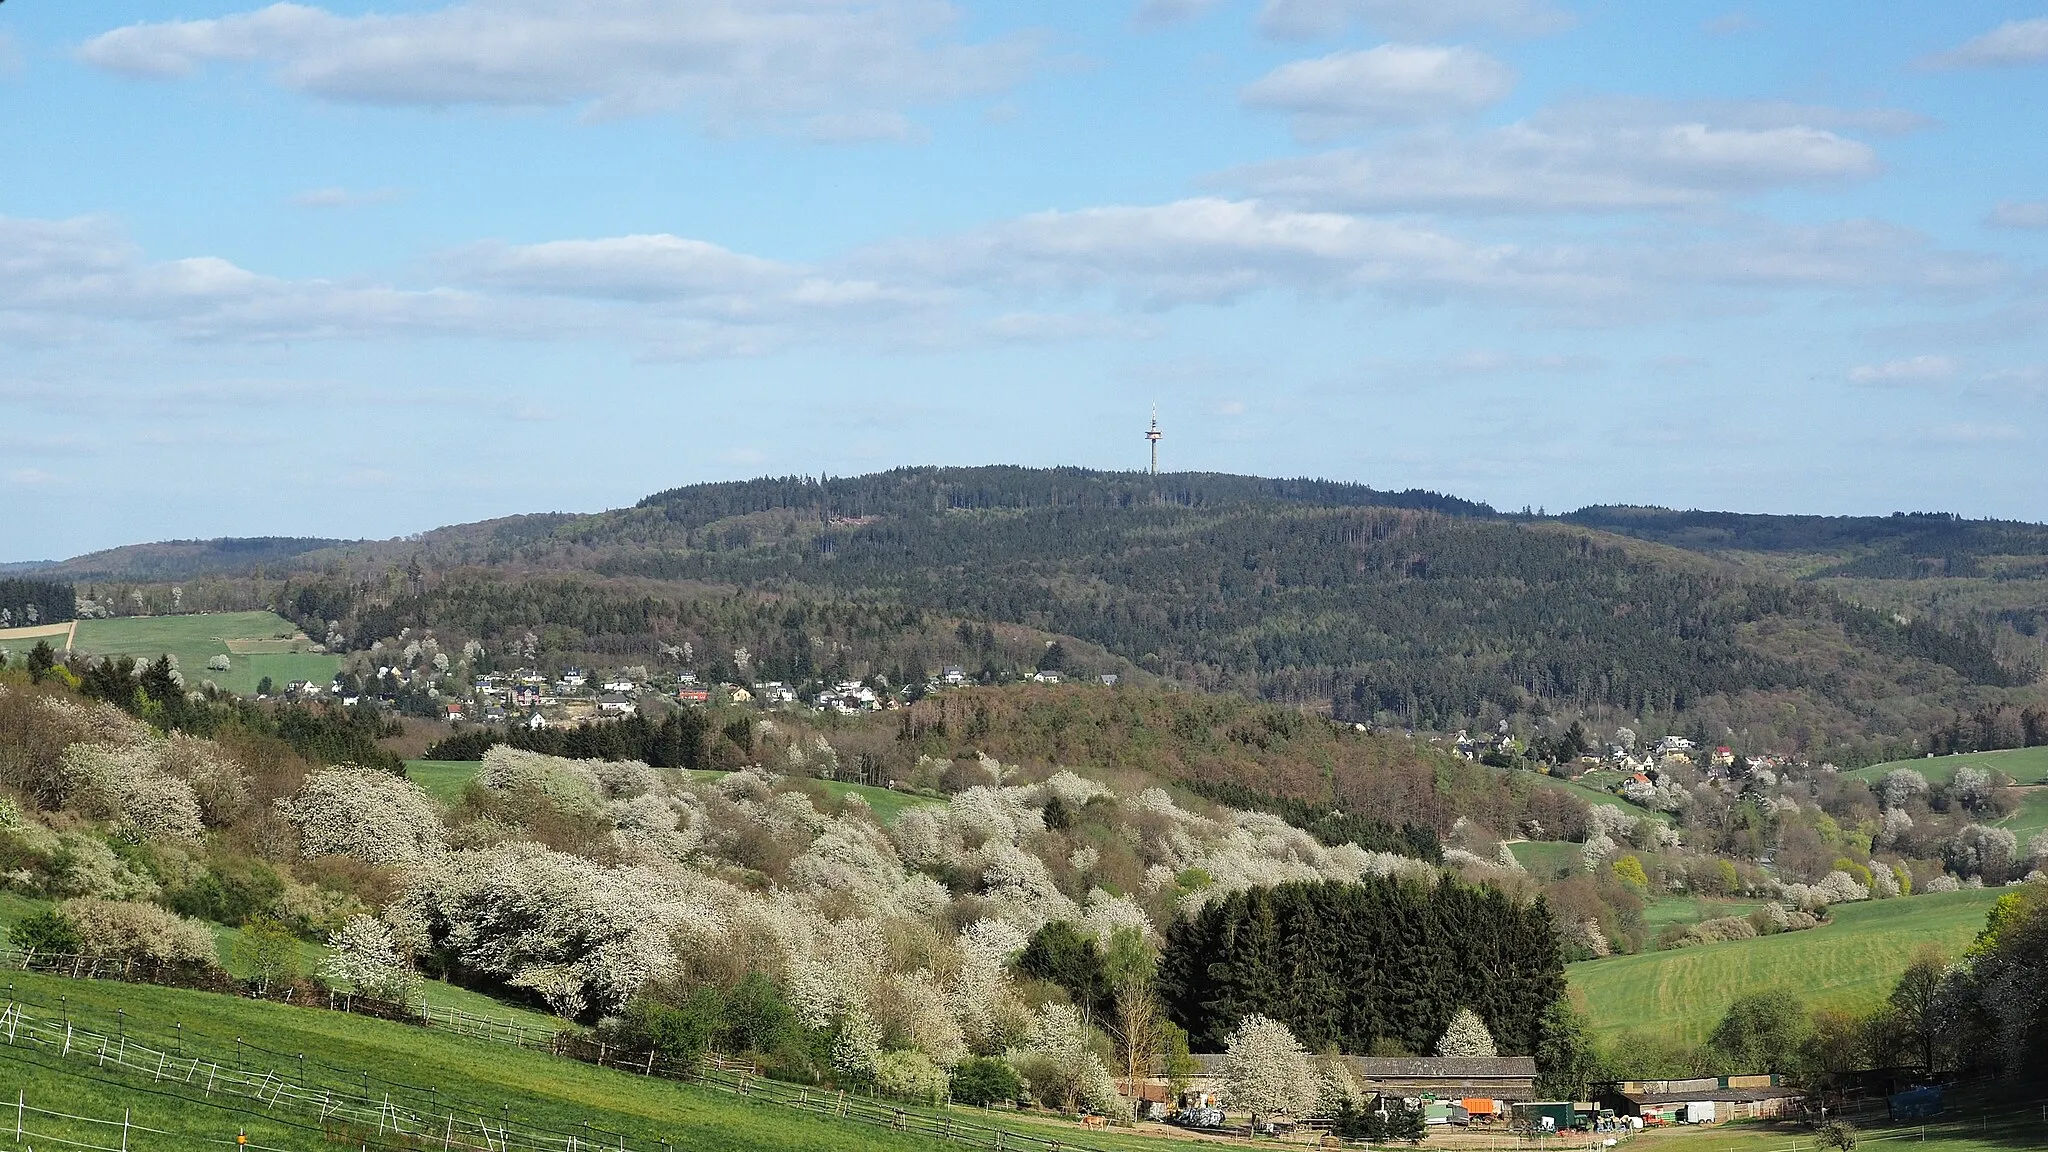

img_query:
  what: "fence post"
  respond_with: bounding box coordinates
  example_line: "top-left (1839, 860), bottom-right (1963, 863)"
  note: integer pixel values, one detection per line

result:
top-left (17, 1087), bottom-right (22, 1144)
top-left (121, 1106), bottom-right (129, 1152)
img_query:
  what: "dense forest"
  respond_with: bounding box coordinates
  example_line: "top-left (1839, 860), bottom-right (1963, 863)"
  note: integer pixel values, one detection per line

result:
top-left (1157, 878), bottom-right (1563, 1055)
top-left (0, 579), bottom-right (75, 627)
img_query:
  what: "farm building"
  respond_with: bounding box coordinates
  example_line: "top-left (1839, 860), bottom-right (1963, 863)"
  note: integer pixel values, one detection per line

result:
top-left (1603, 1076), bottom-right (1805, 1123)
top-left (1171, 1055), bottom-right (1538, 1110)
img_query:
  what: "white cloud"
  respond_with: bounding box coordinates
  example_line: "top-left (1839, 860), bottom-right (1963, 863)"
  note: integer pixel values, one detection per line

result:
top-left (864, 196), bottom-right (1612, 306)
top-left (1849, 355), bottom-right (1959, 387)
top-left (80, 0), bottom-right (1039, 136)
top-left (1924, 18), bottom-right (2048, 69)
top-left (1133, 0), bottom-right (1223, 29)
top-left (291, 186), bottom-right (406, 208)
top-left (0, 213), bottom-right (577, 344)
top-left (1242, 45), bottom-right (1514, 132)
top-left (1257, 0), bottom-right (1571, 40)
top-left (1987, 200), bottom-right (2048, 229)
top-left (1224, 101), bottom-right (1881, 214)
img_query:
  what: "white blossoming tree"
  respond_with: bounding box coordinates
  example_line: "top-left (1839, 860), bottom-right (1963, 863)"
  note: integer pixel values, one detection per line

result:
top-left (322, 914), bottom-right (420, 1004)
top-left (1221, 1014), bottom-right (1315, 1126)
top-left (276, 764), bottom-right (444, 864)
top-left (1436, 1007), bottom-right (1499, 1057)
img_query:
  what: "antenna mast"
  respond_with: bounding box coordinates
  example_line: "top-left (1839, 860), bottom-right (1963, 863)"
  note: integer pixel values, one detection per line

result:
top-left (1146, 406), bottom-right (1162, 475)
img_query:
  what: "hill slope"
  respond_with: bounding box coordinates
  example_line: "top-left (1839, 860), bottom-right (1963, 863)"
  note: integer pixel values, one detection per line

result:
top-left (32, 468), bottom-right (2048, 753)
top-left (1567, 888), bottom-right (2006, 1044)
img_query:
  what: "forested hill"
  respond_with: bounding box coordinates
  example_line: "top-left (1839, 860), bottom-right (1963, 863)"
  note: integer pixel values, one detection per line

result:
top-left (633, 467), bottom-right (1496, 523)
top-left (1564, 506), bottom-right (2048, 578)
top-left (31, 468), bottom-right (2048, 754)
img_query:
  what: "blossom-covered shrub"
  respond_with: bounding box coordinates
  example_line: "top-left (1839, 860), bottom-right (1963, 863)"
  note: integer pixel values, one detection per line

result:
top-left (873, 1049), bottom-right (950, 1105)
top-left (277, 764), bottom-right (444, 864)
top-left (322, 914), bottom-right (421, 1004)
top-left (59, 897), bottom-right (218, 966)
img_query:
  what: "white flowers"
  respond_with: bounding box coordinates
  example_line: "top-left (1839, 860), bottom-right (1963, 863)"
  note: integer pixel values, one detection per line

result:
top-left (1221, 1014), bottom-right (1315, 1120)
top-left (1435, 1007), bottom-right (1499, 1057)
top-left (277, 764), bottom-right (445, 864)
top-left (322, 914), bottom-right (420, 1004)
top-left (61, 898), bottom-right (218, 965)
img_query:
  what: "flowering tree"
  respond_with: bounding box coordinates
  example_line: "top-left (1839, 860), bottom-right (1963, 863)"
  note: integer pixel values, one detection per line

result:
top-left (1221, 1014), bottom-right (1315, 1125)
top-left (1879, 769), bottom-right (1930, 810)
top-left (322, 914), bottom-right (420, 1004)
top-left (1436, 1008), bottom-right (1499, 1057)
top-left (276, 764), bottom-right (444, 864)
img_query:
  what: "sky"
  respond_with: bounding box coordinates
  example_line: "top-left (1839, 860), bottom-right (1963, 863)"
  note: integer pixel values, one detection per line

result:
top-left (3, 1), bottom-right (2048, 561)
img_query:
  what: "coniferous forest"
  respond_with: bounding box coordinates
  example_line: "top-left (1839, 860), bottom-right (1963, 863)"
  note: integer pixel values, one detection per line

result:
top-left (1157, 878), bottom-right (1564, 1056)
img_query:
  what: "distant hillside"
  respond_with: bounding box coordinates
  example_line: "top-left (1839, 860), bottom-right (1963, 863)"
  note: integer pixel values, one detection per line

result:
top-left (27, 468), bottom-right (2048, 754)
top-left (1564, 506), bottom-right (2048, 578)
top-left (33, 536), bottom-right (347, 581)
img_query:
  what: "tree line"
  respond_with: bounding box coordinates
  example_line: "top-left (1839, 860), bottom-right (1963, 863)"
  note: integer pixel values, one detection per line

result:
top-left (0, 579), bottom-right (75, 627)
top-left (1156, 878), bottom-right (1563, 1057)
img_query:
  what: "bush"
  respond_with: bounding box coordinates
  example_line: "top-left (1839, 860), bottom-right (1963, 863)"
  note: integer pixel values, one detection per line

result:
top-left (950, 1056), bottom-right (1023, 1106)
top-left (615, 989), bottom-right (723, 1072)
top-left (58, 897), bottom-right (219, 966)
top-left (873, 1049), bottom-right (950, 1105)
top-left (8, 909), bottom-right (82, 956)
top-left (276, 764), bottom-right (445, 864)
top-left (1335, 1098), bottom-right (1426, 1142)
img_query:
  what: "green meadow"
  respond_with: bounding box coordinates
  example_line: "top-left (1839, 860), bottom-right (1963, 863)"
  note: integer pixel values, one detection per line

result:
top-left (1569, 888), bottom-right (2006, 1044)
top-left (68, 612), bottom-right (343, 697)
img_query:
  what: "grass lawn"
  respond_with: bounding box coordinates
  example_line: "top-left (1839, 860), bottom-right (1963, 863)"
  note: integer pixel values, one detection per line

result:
top-left (405, 760), bottom-right (483, 805)
top-left (1641, 897), bottom-right (1764, 934)
top-left (1521, 770), bottom-right (1674, 824)
top-left (69, 612), bottom-right (343, 697)
top-left (1509, 840), bottom-right (1584, 877)
top-left (1998, 787), bottom-right (2048, 844)
top-left (1846, 746), bottom-right (2048, 787)
top-left (1569, 888), bottom-right (2006, 1043)
top-left (0, 969), bottom-right (1215, 1152)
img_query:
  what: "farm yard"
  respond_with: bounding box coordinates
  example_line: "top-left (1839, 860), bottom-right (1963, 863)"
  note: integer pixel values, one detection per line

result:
top-left (66, 611), bottom-right (343, 697)
top-left (1568, 887), bottom-right (2006, 1043)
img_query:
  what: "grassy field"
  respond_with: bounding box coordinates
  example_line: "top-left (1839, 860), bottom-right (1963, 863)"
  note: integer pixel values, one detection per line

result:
top-left (1525, 770), bottom-right (1675, 824)
top-left (1846, 746), bottom-right (2048, 786)
top-left (0, 968), bottom-right (1212, 1152)
top-left (2000, 787), bottom-right (2048, 842)
top-left (1641, 897), bottom-right (1765, 934)
top-left (0, 889), bottom-right (559, 1034)
top-left (69, 612), bottom-right (343, 697)
top-left (1569, 888), bottom-right (2006, 1043)
top-left (406, 760), bottom-right (484, 805)
top-left (1509, 840), bottom-right (1585, 877)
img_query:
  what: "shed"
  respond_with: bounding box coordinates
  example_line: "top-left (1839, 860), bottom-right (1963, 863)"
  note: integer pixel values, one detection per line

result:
top-left (1511, 1101), bottom-right (1575, 1132)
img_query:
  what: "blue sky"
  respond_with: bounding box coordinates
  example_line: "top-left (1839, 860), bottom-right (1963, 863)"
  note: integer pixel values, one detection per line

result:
top-left (3, 1), bottom-right (2048, 560)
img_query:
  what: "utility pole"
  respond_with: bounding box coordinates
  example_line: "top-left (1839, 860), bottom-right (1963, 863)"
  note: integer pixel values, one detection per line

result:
top-left (1146, 406), bottom-right (1162, 475)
